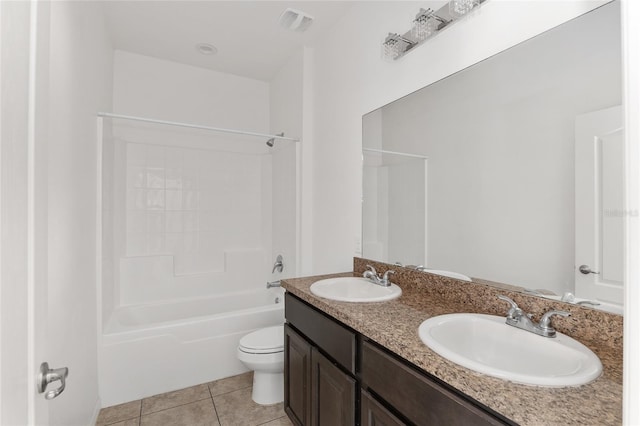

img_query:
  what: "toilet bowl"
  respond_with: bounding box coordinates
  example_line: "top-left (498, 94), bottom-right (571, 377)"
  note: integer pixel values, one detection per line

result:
top-left (237, 325), bottom-right (284, 405)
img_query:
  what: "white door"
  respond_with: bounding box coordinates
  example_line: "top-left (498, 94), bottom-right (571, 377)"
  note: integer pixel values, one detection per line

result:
top-left (575, 105), bottom-right (624, 314)
top-left (1, 1), bottom-right (60, 424)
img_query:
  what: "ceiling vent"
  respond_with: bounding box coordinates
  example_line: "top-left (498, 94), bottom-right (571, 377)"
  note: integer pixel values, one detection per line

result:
top-left (278, 8), bottom-right (314, 32)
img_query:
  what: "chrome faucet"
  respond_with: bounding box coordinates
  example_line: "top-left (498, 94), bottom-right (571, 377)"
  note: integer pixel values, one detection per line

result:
top-left (363, 265), bottom-right (395, 287)
top-left (266, 280), bottom-right (281, 289)
top-left (497, 295), bottom-right (570, 338)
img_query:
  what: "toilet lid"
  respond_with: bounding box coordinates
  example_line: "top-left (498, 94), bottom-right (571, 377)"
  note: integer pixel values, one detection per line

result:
top-left (239, 325), bottom-right (284, 354)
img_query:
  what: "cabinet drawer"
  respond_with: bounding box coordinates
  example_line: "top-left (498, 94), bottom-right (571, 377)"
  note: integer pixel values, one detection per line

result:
top-left (362, 341), bottom-right (509, 426)
top-left (285, 293), bottom-right (357, 374)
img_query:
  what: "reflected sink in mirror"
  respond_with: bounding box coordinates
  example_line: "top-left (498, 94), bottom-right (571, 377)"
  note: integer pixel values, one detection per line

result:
top-left (424, 270), bottom-right (471, 282)
top-left (310, 277), bottom-right (402, 303)
top-left (418, 313), bottom-right (602, 387)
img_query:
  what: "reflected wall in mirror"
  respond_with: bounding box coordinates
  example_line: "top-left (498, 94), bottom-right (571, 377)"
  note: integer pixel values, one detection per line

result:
top-left (362, 2), bottom-right (623, 314)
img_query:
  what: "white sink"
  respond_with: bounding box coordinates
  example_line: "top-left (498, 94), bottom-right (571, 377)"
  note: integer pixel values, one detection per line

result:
top-left (418, 313), bottom-right (602, 387)
top-left (310, 277), bottom-right (402, 303)
top-left (425, 270), bottom-right (472, 282)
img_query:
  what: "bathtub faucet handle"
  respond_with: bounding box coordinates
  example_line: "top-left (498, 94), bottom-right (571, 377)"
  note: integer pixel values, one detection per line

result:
top-left (272, 255), bottom-right (284, 274)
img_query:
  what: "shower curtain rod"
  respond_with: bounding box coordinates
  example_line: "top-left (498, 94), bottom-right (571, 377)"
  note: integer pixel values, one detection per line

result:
top-left (97, 112), bottom-right (299, 142)
top-left (363, 148), bottom-right (428, 159)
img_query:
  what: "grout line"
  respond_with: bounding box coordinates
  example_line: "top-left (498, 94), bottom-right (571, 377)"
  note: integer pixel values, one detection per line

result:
top-left (140, 397), bottom-right (214, 417)
top-left (255, 415), bottom-right (289, 426)
top-left (103, 418), bottom-right (139, 426)
top-left (208, 385), bottom-right (222, 426)
top-left (209, 383), bottom-right (253, 398)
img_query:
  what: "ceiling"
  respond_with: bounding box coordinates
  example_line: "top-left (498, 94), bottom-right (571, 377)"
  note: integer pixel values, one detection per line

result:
top-left (103, 1), bottom-right (355, 82)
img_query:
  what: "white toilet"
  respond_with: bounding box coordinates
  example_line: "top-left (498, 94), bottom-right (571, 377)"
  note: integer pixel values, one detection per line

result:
top-left (237, 325), bottom-right (284, 405)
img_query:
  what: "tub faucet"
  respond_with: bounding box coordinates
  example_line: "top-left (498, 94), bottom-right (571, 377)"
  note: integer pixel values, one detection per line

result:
top-left (266, 280), bottom-right (281, 289)
top-left (363, 265), bottom-right (395, 287)
top-left (272, 255), bottom-right (284, 274)
top-left (497, 295), bottom-right (571, 338)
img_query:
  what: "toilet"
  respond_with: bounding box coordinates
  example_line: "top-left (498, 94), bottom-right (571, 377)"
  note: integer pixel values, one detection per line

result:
top-left (237, 325), bottom-right (284, 405)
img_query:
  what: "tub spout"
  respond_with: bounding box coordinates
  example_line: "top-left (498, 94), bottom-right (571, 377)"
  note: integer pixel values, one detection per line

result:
top-left (267, 280), bottom-right (281, 289)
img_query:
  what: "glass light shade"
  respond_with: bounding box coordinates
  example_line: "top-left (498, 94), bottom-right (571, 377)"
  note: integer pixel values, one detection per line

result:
top-left (449, 0), bottom-right (480, 17)
top-left (411, 14), bottom-right (437, 42)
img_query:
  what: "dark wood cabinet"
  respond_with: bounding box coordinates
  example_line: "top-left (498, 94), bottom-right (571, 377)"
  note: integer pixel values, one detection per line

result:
top-left (361, 341), bottom-right (509, 426)
top-left (310, 347), bottom-right (356, 426)
top-left (285, 294), bottom-right (357, 426)
top-left (284, 324), bottom-right (312, 426)
top-left (361, 390), bottom-right (406, 426)
top-left (284, 292), bottom-right (512, 426)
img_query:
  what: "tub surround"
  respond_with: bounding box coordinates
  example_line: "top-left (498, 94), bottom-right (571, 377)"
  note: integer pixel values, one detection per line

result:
top-left (280, 258), bottom-right (623, 425)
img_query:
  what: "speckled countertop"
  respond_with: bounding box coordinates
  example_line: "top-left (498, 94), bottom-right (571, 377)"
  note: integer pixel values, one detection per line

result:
top-left (281, 261), bottom-right (623, 426)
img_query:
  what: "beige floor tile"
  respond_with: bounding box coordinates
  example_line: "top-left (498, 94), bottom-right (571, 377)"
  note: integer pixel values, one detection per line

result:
top-left (96, 400), bottom-right (141, 426)
top-left (259, 416), bottom-right (293, 426)
top-left (208, 372), bottom-right (253, 397)
top-left (140, 399), bottom-right (219, 426)
top-left (108, 419), bottom-right (140, 426)
top-left (142, 383), bottom-right (211, 414)
top-left (213, 387), bottom-right (285, 426)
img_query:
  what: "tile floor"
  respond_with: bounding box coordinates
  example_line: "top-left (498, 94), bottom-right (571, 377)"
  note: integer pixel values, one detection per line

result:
top-left (96, 372), bottom-right (292, 426)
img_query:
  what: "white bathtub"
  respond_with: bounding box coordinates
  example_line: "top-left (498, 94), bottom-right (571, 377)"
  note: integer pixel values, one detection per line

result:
top-left (99, 288), bottom-right (285, 407)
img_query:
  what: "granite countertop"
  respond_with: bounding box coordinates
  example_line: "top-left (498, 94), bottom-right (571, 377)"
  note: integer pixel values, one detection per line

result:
top-left (281, 272), bottom-right (622, 426)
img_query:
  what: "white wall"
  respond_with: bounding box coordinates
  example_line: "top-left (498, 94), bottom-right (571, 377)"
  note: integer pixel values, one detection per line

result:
top-left (113, 50), bottom-right (270, 131)
top-left (46, 1), bottom-right (113, 424)
top-left (307, 0), bottom-right (609, 274)
top-left (269, 51), bottom-right (303, 279)
top-left (108, 51), bottom-right (273, 307)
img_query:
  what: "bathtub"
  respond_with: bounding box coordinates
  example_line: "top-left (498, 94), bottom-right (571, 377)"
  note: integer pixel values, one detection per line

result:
top-left (99, 288), bottom-right (285, 407)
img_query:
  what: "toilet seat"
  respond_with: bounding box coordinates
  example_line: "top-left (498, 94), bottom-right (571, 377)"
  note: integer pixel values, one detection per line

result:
top-left (238, 325), bottom-right (284, 354)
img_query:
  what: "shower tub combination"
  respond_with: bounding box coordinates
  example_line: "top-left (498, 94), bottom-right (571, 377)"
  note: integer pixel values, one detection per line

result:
top-left (99, 288), bottom-right (284, 407)
top-left (98, 113), bottom-right (298, 407)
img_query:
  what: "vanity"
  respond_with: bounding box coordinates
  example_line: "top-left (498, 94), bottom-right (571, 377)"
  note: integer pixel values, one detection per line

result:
top-left (281, 259), bottom-right (623, 426)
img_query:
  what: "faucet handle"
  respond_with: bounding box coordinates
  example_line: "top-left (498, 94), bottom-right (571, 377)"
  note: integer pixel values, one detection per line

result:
top-left (365, 265), bottom-right (378, 275)
top-left (497, 295), bottom-right (520, 318)
top-left (382, 270), bottom-right (395, 281)
top-left (539, 310), bottom-right (571, 329)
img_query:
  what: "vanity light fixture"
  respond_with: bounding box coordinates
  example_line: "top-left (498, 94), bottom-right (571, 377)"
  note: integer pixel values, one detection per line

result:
top-left (411, 8), bottom-right (446, 42)
top-left (383, 33), bottom-right (417, 61)
top-left (382, 0), bottom-right (486, 61)
top-left (450, 0), bottom-right (482, 18)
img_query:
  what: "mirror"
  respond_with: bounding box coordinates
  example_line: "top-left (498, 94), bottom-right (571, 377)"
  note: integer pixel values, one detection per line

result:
top-left (362, 2), bottom-right (623, 314)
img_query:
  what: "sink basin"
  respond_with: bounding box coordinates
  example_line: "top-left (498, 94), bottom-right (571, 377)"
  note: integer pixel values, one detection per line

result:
top-left (310, 277), bottom-right (402, 302)
top-left (418, 313), bottom-right (602, 387)
top-left (425, 270), bottom-right (472, 282)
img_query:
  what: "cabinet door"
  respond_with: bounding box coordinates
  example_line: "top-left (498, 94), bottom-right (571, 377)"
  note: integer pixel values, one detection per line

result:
top-left (310, 347), bottom-right (356, 426)
top-left (361, 390), bottom-right (406, 426)
top-left (285, 324), bottom-right (312, 426)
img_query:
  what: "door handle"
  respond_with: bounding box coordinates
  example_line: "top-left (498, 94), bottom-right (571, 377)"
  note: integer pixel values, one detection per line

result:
top-left (37, 362), bottom-right (69, 400)
top-left (578, 264), bottom-right (600, 275)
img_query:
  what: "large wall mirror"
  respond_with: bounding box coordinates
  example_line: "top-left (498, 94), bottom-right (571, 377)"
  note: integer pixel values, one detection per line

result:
top-left (362, 1), bottom-right (623, 314)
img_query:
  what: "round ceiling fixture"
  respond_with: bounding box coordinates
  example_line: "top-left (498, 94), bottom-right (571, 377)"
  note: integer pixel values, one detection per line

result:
top-left (196, 43), bottom-right (218, 55)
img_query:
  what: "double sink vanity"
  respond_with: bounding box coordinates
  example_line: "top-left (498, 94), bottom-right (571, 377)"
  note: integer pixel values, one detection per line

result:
top-left (281, 258), bottom-right (622, 425)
